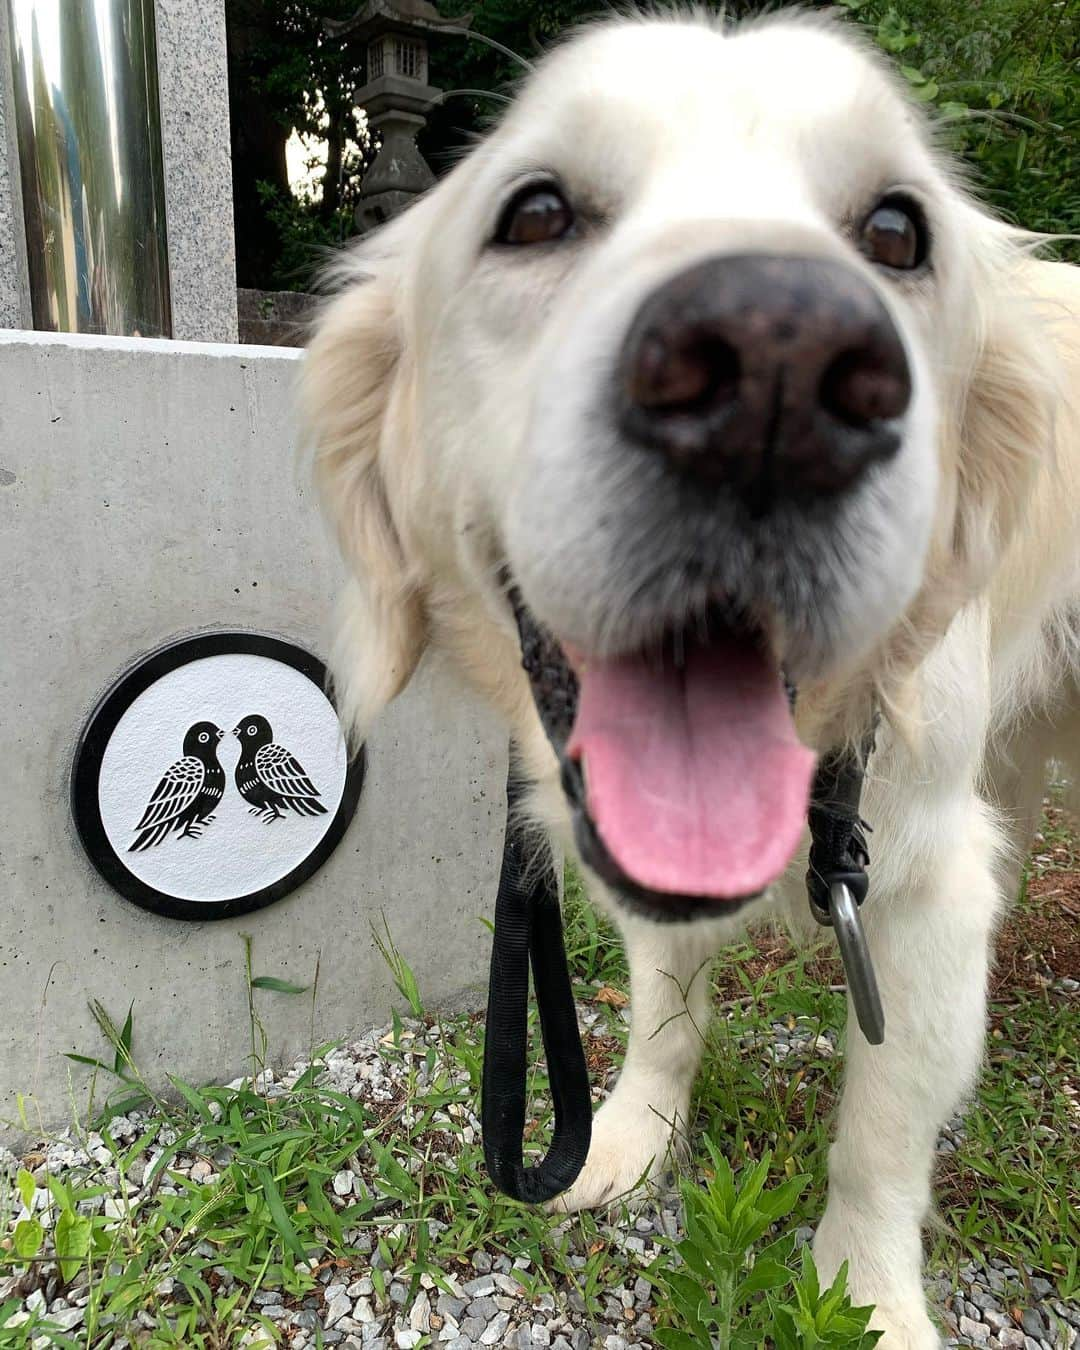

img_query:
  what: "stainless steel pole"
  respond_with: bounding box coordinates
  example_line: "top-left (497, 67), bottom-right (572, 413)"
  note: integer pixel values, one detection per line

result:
top-left (7, 0), bottom-right (171, 336)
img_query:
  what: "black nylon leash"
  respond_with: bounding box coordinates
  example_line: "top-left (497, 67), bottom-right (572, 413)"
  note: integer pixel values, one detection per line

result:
top-left (482, 731), bottom-right (882, 1204)
top-left (481, 760), bottom-right (593, 1204)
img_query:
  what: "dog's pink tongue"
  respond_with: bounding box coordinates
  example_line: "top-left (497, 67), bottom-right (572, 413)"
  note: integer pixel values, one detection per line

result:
top-left (567, 642), bottom-right (816, 900)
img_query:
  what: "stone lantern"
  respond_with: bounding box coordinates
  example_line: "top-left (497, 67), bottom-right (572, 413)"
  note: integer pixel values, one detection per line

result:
top-left (328, 0), bottom-right (471, 231)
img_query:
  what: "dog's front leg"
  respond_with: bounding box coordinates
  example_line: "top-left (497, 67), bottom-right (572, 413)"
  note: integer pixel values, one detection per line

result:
top-left (552, 905), bottom-right (726, 1212)
top-left (812, 792), bottom-right (1003, 1349)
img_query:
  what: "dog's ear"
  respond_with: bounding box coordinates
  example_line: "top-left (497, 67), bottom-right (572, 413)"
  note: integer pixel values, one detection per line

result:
top-left (949, 234), bottom-right (1062, 599)
top-left (302, 223), bottom-right (428, 742)
top-left (864, 226), bottom-right (1062, 744)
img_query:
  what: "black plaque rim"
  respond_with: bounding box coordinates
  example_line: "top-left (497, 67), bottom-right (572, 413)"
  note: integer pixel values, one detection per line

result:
top-left (71, 631), bottom-right (365, 921)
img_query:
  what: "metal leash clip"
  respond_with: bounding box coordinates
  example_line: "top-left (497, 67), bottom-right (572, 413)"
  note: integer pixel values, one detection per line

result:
top-left (811, 879), bottom-right (885, 1046)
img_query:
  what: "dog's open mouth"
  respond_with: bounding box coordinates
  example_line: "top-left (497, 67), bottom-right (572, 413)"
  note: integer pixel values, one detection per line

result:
top-left (510, 587), bottom-right (816, 919)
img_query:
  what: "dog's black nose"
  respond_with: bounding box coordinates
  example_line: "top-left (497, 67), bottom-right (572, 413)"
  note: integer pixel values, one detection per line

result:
top-left (618, 254), bottom-right (911, 508)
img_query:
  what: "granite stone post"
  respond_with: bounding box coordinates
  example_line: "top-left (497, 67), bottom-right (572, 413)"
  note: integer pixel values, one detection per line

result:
top-left (154, 0), bottom-right (238, 342)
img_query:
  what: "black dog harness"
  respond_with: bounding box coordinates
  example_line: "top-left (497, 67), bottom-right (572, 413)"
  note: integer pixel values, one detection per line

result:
top-left (481, 734), bottom-right (884, 1205)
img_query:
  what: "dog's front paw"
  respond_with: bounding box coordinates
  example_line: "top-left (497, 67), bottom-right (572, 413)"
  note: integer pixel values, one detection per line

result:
top-left (548, 1090), bottom-right (684, 1214)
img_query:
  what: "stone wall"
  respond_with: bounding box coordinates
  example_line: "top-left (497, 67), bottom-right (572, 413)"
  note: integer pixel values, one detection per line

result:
top-left (238, 289), bottom-right (321, 347)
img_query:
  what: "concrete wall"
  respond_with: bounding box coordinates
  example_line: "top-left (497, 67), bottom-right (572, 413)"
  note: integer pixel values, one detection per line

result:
top-left (0, 331), bottom-right (505, 1138)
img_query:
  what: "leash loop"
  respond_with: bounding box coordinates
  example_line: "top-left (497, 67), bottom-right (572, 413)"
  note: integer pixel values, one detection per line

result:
top-left (481, 755), bottom-right (592, 1204)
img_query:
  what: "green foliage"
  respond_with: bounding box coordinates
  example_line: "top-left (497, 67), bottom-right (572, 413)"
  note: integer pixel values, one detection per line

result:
top-left (839, 0), bottom-right (1079, 253)
top-left (228, 0), bottom-right (1078, 287)
top-left (11, 1216), bottom-right (42, 1263)
top-left (227, 0), bottom-right (373, 191)
top-left (650, 1140), bottom-right (881, 1349)
top-left (771, 1250), bottom-right (885, 1349)
top-left (6, 1170), bottom-right (96, 1289)
top-left (561, 861), bottom-right (627, 990)
top-left (226, 0), bottom-right (376, 285)
top-left (371, 915), bottom-right (426, 1018)
top-left (429, 0), bottom-right (1078, 254)
top-left (50, 1181), bottom-right (93, 1284)
top-left (931, 990), bottom-right (1080, 1298)
top-left (65, 999), bottom-right (135, 1081)
top-left (254, 180), bottom-right (356, 291)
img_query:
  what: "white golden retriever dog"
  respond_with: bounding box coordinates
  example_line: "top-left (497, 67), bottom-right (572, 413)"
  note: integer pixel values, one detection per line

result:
top-left (303, 11), bottom-right (1080, 1346)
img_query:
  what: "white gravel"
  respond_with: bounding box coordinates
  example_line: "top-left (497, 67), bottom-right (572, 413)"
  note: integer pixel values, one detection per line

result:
top-left (1, 996), bottom-right (1076, 1348)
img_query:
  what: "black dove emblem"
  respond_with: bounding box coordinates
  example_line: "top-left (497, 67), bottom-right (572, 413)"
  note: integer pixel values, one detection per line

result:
top-left (231, 714), bottom-right (328, 822)
top-left (129, 721), bottom-right (226, 851)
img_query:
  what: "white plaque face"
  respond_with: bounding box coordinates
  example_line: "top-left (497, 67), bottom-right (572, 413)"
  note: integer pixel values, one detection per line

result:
top-left (73, 635), bottom-right (365, 918)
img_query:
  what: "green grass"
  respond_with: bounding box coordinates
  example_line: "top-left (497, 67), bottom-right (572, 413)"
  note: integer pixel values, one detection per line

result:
top-left (1, 833), bottom-right (1076, 1346)
top-left (936, 993), bottom-right (1077, 1294)
top-left (932, 794), bottom-right (1079, 1301)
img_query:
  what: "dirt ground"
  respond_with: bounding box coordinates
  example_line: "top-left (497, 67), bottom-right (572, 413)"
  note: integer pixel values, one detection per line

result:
top-left (993, 806), bottom-right (1080, 998)
top-left (708, 802), bottom-right (1080, 1004)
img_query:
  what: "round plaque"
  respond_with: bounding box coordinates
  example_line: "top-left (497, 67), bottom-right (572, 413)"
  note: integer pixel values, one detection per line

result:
top-left (71, 633), bottom-right (365, 920)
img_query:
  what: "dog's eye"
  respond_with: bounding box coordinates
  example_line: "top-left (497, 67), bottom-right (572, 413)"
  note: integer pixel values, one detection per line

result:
top-left (858, 197), bottom-right (927, 271)
top-left (494, 183), bottom-right (575, 246)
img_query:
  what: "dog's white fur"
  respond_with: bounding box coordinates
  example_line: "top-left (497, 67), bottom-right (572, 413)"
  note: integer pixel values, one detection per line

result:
top-left (303, 13), bottom-right (1080, 1346)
